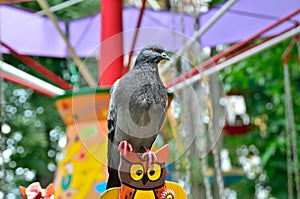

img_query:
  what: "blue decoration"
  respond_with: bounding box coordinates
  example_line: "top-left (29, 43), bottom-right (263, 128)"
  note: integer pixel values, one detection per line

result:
top-left (61, 174), bottom-right (72, 190)
top-left (95, 182), bottom-right (107, 193)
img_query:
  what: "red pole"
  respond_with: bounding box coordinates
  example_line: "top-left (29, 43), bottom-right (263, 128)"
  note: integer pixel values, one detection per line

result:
top-left (166, 9), bottom-right (300, 89)
top-left (99, 0), bottom-right (124, 87)
top-left (0, 72), bottom-right (55, 97)
top-left (1, 42), bottom-right (73, 90)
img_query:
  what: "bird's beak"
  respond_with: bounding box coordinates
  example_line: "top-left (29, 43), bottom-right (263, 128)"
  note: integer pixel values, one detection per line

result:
top-left (161, 52), bottom-right (170, 61)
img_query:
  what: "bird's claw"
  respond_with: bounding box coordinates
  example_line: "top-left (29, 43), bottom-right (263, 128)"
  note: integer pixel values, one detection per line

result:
top-left (119, 140), bottom-right (133, 155)
top-left (142, 147), bottom-right (157, 166)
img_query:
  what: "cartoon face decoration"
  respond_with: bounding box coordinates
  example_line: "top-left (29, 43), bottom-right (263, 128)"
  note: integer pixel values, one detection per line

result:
top-left (118, 145), bottom-right (169, 198)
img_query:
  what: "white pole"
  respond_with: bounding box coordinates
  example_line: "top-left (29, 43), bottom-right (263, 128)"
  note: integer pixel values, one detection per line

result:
top-left (159, 0), bottom-right (237, 75)
top-left (168, 26), bottom-right (300, 92)
top-left (35, 0), bottom-right (84, 15)
top-left (0, 61), bottom-right (65, 96)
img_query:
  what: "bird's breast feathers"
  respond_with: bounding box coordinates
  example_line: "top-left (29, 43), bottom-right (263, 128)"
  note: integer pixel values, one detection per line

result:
top-left (114, 82), bottom-right (167, 138)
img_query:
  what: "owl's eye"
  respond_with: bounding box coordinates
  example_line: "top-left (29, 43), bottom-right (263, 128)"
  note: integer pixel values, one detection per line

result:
top-left (147, 163), bottom-right (162, 181)
top-left (152, 47), bottom-right (157, 52)
top-left (130, 164), bottom-right (144, 181)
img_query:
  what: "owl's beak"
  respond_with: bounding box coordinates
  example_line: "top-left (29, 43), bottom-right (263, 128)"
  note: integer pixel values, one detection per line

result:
top-left (142, 174), bottom-right (148, 185)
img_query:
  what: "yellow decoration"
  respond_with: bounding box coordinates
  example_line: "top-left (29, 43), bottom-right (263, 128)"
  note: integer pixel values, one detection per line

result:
top-left (54, 89), bottom-right (110, 198)
top-left (54, 122), bottom-right (108, 198)
top-left (100, 181), bottom-right (187, 199)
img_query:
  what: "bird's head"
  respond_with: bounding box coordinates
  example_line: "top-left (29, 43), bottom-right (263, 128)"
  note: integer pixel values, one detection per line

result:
top-left (134, 44), bottom-right (170, 66)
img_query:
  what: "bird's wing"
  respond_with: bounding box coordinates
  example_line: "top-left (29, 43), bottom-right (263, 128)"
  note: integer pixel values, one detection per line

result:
top-left (107, 79), bottom-right (120, 146)
top-left (106, 79), bottom-right (122, 188)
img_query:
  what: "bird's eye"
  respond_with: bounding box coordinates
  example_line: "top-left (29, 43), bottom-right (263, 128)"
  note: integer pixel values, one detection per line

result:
top-left (130, 164), bottom-right (144, 181)
top-left (147, 163), bottom-right (162, 181)
top-left (152, 47), bottom-right (157, 52)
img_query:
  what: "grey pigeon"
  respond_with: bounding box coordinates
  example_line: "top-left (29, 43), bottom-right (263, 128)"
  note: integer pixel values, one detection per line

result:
top-left (106, 44), bottom-right (169, 189)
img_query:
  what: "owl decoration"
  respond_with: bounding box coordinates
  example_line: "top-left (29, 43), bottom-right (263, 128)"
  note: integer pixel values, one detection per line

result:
top-left (118, 144), bottom-right (169, 198)
top-left (100, 144), bottom-right (188, 199)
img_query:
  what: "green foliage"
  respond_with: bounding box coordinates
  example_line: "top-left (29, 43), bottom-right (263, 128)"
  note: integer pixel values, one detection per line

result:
top-left (209, 0), bottom-right (227, 7)
top-left (222, 40), bottom-right (300, 198)
top-left (1, 57), bottom-right (65, 197)
top-left (0, 1), bottom-right (99, 196)
top-left (18, 0), bottom-right (100, 20)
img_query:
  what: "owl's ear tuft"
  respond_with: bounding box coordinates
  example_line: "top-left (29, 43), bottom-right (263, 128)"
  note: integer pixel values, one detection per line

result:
top-left (155, 144), bottom-right (169, 163)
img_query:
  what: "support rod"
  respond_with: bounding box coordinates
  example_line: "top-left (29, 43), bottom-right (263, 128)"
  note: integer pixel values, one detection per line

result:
top-left (282, 38), bottom-right (300, 199)
top-left (0, 0), bottom-right (32, 4)
top-left (36, 0), bottom-right (97, 87)
top-left (283, 60), bottom-right (295, 199)
top-left (224, 25), bottom-right (297, 62)
top-left (1, 42), bottom-right (73, 90)
top-left (167, 26), bottom-right (300, 92)
top-left (159, 0), bottom-right (237, 74)
top-left (198, 8), bottom-right (300, 72)
top-left (0, 61), bottom-right (65, 97)
top-left (166, 9), bottom-right (300, 90)
top-left (35, 0), bottom-right (83, 15)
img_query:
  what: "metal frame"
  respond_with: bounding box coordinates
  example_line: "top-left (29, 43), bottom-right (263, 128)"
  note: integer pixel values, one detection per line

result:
top-left (166, 9), bottom-right (300, 91)
top-left (1, 3), bottom-right (299, 98)
top-left (0, 61), bottom-right (65, 97)
top-left (1, 42), bottom-right (73, 90)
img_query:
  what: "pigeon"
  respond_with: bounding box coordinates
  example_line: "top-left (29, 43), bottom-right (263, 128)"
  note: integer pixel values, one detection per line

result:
top-left (106, 44), bottom-right (170, 189)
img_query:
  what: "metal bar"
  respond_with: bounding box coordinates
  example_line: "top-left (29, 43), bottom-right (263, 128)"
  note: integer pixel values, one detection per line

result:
top-left (159, 0), bottom-right (237, 74)
top-left (167, 26), bottom-right (300, 92)
top-left (36, 0), bottom-right (97, 87)
top-left (283, 61), bottom-right (296, 199)
top-left (0, 61), bottom-right (65, 97)
top-left (1, 42), bottom-right (73, 90)
top-left (225, 25), bottom-right (298, 62)
top-left (122, 0), bottom-right (147, 75)
top-left (148, 0), bottom-right (161, 10)
top-left (0, 72), bottom-right (55, 97)
top-left (199, 8), bottom-right (300, 71)
top-left (282, 39), bottom-right (300, 199)
top-left (35, 0), bottom-right (83, 15)
top-left (0, 0), bottom-right (32, 4)
top-left (166, 9), bottom-right (300, 89)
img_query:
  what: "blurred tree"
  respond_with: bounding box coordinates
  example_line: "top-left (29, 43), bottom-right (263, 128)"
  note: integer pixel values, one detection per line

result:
top-left (222, 40), bottom-right (300, 198)
top-left (0, 79), bottom-right (66, 198)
